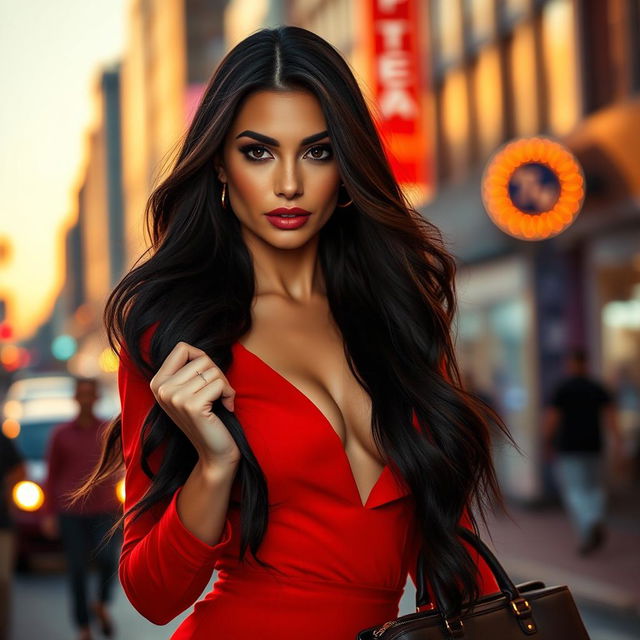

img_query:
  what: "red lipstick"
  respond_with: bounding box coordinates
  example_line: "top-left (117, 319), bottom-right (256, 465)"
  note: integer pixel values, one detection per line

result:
top-left (264, 207), bottom-right (311, 230)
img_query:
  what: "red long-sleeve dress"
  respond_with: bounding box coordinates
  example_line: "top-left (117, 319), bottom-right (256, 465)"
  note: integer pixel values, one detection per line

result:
top-left (117, 325), bottom-right (499, 638)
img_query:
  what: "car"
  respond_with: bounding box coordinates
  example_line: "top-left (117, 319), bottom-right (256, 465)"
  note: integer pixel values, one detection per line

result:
top-left (1, 374), bottom-right (123, 570)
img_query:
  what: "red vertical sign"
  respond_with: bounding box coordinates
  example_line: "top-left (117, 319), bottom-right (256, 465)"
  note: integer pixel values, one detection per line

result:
top-left (361, 0), bottom-right (431, 200)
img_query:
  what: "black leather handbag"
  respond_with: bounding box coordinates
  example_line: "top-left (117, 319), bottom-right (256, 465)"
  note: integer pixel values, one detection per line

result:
top-left (357, 526), bottom-right (591, 639)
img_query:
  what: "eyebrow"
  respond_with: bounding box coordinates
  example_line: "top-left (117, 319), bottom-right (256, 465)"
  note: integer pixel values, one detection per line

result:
top-left (235, 130), bottom-right (329, 146)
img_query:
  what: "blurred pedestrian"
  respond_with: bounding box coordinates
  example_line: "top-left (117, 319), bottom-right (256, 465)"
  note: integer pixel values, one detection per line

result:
top-left (542, 347), bottom-right (625, 556)
top-left (0, 429), bottom-right (26, 640)
top-left (42, 377), bottom-right (121, 640)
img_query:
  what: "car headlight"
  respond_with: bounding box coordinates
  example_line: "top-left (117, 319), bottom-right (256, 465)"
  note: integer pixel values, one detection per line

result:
top-left (115, 478), bottom-right (125, 504)
top-left (13, 481), bottom-right (45, 511)
top-left (2, 418), bottom-right (20, 439)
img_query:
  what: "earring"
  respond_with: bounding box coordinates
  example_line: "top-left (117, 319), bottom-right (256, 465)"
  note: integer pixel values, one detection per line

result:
top-left (336, 183), bottom-right (353, 208)
top-left (220, 182), bottom-right (228, 209)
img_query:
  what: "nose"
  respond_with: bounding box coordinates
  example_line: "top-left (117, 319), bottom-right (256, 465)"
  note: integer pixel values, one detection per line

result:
top-left (275, 157), bottom-right (303, 199)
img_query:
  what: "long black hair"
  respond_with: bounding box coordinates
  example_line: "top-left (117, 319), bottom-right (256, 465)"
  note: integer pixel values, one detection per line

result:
top-left (72, 25), bottom-right (517, 617)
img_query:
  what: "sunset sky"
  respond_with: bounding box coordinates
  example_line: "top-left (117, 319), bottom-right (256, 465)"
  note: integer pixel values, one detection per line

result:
top-left (0, 0), bottom-right (126, 340)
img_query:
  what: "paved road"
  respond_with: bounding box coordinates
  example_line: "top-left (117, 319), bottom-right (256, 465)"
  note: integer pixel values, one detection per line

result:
top-left (11, 565), bottom-right (640, 639)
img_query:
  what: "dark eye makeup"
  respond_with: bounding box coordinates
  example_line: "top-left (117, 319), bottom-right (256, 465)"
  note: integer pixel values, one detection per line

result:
top-left (238, 143), bottom-right (334, 163)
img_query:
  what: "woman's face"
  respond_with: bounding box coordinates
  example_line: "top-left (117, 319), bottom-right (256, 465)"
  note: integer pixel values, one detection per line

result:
top-left (215, 89), bottom-right (343, 249)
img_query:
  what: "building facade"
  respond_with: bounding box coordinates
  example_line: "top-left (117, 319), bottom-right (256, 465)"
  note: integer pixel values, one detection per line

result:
top-left (421, 0), bottom-right (640, 502)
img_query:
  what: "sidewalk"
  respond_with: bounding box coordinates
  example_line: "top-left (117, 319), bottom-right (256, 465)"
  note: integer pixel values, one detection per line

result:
top-left (481, 485), bottom-right (640, 615)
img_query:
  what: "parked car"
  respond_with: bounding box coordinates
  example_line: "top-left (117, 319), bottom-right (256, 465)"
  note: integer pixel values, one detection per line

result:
top-left (1, 374), bottom-right (123, 569)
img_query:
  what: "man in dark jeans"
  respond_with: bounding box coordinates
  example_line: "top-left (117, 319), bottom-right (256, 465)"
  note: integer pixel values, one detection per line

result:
top-left (42, 377), bottom-right (121, 640)
top-left (542, 348), bottom-right (625, 556)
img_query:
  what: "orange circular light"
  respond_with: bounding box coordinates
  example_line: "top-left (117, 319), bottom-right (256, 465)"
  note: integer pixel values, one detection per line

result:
top-left (13, 481), bottom-right (45, 512)
top-left (116, 478), bottom-right (125, 504)
top-left (2, 418), bottom-right (20, 439)
top-left (481, 137), bottom-right (585, 241)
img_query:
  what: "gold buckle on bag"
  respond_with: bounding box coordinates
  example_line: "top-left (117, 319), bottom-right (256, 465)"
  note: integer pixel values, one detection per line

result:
top-left (510, 597), bottom-right (531, 616)
top-left (444, 617), bottom-right (464, 637)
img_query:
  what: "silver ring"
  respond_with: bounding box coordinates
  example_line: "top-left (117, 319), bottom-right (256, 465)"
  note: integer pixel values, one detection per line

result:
top-left (195, 369), bottom-right (207, 383)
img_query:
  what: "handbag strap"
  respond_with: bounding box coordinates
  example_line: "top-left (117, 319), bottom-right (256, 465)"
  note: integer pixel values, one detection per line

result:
top-left (416, 527), bottom-right (535, 637)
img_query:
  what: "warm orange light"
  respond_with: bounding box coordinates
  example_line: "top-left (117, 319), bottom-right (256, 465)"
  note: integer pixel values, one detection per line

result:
top-left (2, 418), bottom-right (20, 439)
top-left (1, 344), bottom-right (20, 368)
top-left (116, 478), bottom-right (125, 504)
top-left (481, 137), bottom-right (584, 241)
top-left (99, 348), bottom-right (119, 373)
top-left (13, 481), bottom-right (45, 512)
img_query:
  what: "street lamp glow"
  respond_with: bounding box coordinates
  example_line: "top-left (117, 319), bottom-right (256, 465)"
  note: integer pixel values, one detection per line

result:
top-left (13, 481), bottom-right (45, 511)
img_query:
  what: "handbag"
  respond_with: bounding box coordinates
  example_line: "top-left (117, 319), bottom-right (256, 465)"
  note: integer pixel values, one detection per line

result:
top-left (356, 525), bottom-right (591, 639)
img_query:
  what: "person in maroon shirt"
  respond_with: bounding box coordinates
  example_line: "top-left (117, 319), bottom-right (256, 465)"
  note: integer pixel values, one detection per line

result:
top-left (42, 377), bottom-right (121, 640)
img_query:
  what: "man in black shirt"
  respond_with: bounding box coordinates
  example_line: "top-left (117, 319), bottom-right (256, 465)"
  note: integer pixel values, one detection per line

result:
top-left (542, 348), bottom-right (624, 555)
top-left (0, 429), bottom-right (26, 640)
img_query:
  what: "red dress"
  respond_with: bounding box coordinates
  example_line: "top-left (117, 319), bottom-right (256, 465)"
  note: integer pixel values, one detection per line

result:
top-left (118, 326), bottom-right (499, 639)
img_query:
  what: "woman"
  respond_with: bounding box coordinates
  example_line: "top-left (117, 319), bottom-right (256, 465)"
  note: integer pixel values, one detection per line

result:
top-left (75, 25), bottom-right (515, 639)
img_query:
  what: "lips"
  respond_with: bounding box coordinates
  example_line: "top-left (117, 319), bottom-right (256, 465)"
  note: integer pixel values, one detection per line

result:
top-left (265, 207), bottom-right (311, 216)
top-left (264, 208), bottom-right (311, 230)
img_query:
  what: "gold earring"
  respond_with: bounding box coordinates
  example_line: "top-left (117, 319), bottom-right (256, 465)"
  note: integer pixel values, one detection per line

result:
top-left (336, 183), bottom-right (352, 208)
top-left (220, 182), bottom-right (228, 209)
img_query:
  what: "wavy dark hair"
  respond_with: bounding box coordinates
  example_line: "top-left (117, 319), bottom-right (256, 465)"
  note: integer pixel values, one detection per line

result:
top-left (71, 24), bottom-right (517, 617)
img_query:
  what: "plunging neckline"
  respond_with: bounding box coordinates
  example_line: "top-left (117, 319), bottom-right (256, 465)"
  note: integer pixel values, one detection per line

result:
top-left (233, 341), bottom-right (389, 509)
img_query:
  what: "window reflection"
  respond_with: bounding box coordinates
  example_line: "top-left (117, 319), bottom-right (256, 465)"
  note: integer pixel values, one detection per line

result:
top-left (502, 0), bottom-right (531, 23)
top-left (472, 44), bottom-right (503, 158)
top-left (441, 68), bottom-right (471, 180)
top-left (541, 0), bottom-right (580, 135)
top-left (466, 0), bottom-right (496, 45)
top-left (432, 0), bottom-right (464, 66)
top-left (508, 22), bottom-right (539, 136)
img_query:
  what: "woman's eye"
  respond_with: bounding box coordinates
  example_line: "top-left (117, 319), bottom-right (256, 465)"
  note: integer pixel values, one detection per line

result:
top-left (240, 144), bottom-right (272, 161)
top-left (304, 144), bottom-right (333, 161)
top-left (239, 144), bottom-right (333, 162)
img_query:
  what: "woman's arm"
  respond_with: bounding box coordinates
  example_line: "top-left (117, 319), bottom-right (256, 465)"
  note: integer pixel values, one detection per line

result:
top-left (118, 339), bottom-right (236, 625)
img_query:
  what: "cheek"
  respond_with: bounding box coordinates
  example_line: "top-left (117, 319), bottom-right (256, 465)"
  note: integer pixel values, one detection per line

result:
top-left (228, 161), bottom-right (268, 205)
top-left (316, 171), bottom-right (342, 208)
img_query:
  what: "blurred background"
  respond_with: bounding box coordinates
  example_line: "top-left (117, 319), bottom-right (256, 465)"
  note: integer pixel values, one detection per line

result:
top-left (0, 0), bottom-right (639, 639)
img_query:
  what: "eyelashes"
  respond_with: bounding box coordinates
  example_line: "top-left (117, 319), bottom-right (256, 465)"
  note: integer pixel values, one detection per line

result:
top-left (238, 143), bottom-right (334, 163)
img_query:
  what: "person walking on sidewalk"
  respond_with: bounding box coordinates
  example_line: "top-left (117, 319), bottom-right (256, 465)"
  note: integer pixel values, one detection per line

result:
top-left (41, 377), bottom-right (121, 640)
top-left (542, 347), bottom-right (625, 556)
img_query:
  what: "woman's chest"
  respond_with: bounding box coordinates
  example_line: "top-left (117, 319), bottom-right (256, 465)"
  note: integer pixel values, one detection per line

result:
top-left (225, 342), bottom-right (413, 510)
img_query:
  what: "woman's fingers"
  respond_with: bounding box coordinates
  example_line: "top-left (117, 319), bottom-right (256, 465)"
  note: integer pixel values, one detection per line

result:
top-left (150, 341), bottom-right (235, 411)
top-left (151, 343), bottom-right (232, 399)
top-left (169, 363), bottom-right (235, 413)
top-left (191, 367), bottom-right (236, 412)
top-left (148, 341), bottom-right (240, 463)
top-left (152, 341), bottom-right (207, 380)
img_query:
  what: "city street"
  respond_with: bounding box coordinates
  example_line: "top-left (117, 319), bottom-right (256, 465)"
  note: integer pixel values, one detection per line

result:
top-left (3, 2), bottom-right (640, 640)
top-left (11, 545), bottom-right (640, 640)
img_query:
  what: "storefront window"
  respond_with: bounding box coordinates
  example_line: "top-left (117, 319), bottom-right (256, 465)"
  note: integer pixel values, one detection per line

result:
top-left (472, 44), bottom-right (504, 159)
top-left (502, 0), bottom-right (531, 24)
top-left (431, 0), bottom-right (464, 68)
top-left (466, 0), bottom-right (496, 45)
top-left (440, 68), bottom-right (471, 181)
top-left (456, 256), bottom-right (539, 501)
top-left (541, 0), bottom-right (580, 135)
top-left (508, 21), bottom-right (539, 136)
top-left (591, 229), bottom-right (640, 461)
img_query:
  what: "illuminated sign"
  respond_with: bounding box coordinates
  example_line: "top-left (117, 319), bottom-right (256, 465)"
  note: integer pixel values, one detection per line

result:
top-left (481, 137), bottom-right (584, 241)
top-left (359, 0), bottom-right (432, 202)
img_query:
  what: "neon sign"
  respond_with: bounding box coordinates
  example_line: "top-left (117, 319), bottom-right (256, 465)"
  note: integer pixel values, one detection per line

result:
top-left (481, 137), bottom-right (585, 240)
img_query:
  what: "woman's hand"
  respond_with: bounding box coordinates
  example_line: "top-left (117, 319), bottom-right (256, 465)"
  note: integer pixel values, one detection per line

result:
top-left (150, 341), bottom-right (240, 467)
